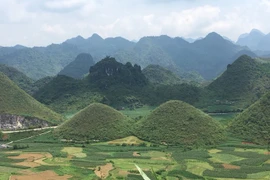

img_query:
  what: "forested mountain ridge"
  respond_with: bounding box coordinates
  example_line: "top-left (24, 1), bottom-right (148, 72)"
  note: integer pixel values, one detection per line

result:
top-left (203, 55), bottom-right (270, 111)
top-left (0, 32), bottom-right (253, 81)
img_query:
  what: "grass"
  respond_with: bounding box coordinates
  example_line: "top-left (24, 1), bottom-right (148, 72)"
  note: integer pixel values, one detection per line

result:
top-left (61, 147), bottom-right (86, 158)
top-left (2, 126), bottom-right (270, 179)
top-left (209, 153), bottom-right (245, 164)
top-left (0, 73), bottom-right (63, 124)
top-left (121, 105), bottom-right (155, 119)
top-left (209, 112), bottom-right (238, 126)
top-left (136, 100), bottom-right (225, 146)
top-left (107, 136), bottom-right (147, 146)
top-left (247, 171), bottom-right (270, 179)
top-left (54, 103), bottom-right (133, 141)
top-left (186, 160), bottom-right (214, 176)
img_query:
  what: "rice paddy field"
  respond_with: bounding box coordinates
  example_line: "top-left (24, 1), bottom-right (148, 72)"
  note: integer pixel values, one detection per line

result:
top-left (1, 113), bottom-right (270, 179)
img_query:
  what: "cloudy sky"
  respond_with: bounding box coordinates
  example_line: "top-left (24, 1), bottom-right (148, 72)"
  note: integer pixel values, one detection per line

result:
top-left (1, 0), bottom-right (270, 47)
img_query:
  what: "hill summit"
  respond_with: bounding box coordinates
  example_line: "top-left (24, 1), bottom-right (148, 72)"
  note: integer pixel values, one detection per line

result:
top-left (58, 53), bottom-right (95, 79)
top-left (229, 92), bottom-right (270, 144)
top-left (54, 103), bottom-right (132, 141)
top-left (136, 100), bottom-right (225, 146)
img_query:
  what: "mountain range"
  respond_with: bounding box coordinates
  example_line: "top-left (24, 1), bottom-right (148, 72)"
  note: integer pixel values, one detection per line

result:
top-left (237, 29), bottom-right (270, 53)
top-left (1, 31), bottom-right (267, 81)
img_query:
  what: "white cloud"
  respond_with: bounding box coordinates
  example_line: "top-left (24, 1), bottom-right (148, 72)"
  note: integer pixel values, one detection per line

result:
top-left (0, 0), bottom-right (270, 46)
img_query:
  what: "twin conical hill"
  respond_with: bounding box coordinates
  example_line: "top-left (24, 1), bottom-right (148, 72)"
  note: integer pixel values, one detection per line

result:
top-left (0, 72), bottom-right (63, 125)
top-left (229, 92), bottom-right (270, 144)
top-left (54, 103), bottom-right (132, 141)
top-left (136, 100), bottom-right (225, 146)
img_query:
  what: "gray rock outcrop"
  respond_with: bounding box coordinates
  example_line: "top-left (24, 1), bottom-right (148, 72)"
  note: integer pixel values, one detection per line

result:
top-left (0, 114), bottom-right (49, 130)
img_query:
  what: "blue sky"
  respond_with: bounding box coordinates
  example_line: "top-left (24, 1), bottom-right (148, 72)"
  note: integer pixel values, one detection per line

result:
top-left (0, 0), bottom-right (270, 46)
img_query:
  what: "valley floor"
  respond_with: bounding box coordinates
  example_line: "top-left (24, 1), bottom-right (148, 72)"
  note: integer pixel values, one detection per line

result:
top-left (1, 130), bottom-right (270, 180)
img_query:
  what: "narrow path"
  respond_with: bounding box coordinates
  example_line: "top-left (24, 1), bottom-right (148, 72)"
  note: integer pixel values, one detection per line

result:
top-left (6, 130), bottom-right (51, 145)
top-left (2, 126), bottom-right (57, 134)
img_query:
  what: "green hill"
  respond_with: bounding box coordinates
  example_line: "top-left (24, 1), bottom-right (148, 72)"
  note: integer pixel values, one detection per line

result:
top-left (88, 56), bottom-right (148, 88)
top-left (142, 64), bottom-right (182, 85)
top-left (0, 64), bottom-right (35, 94)
top-left (58, 53), bottom-right (95, 79)
top-left (136, 100), bottom-right (225, 146)
top-left (0, 72), bottom-right (63, 124)
top-left (205, 55), bottom-right (270, 110)
top-left (34, 57), bottom-right (203, 113)
top-left (54, 103), bottom-right (132, 141)
top-left (229, 92), bottom-right (270, 144)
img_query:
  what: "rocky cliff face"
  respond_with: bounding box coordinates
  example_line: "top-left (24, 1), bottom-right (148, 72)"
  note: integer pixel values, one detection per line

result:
top-left (0, 114), bottom-right (50, 130)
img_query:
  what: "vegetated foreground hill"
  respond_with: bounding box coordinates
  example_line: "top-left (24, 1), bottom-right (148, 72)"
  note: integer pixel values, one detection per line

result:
top-left (58, 53), bottom-right (95, 79)
top-left (205, 55), bottom-right (270, 111)
top-left (54, 103), bottom-right (132, 141)
top-left (136, 100), bottom-right (225, 146)
top-left (142, 64), bottom-right (183, 85)
top-left (229, 92), bottom-right (270, 144)
top-left (0, 72), bottom-right (63, 125)
top-left (0, 63), bottom-right (35, 94)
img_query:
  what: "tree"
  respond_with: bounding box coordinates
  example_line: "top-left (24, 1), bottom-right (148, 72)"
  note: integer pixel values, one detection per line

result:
top-left (0, 131), bottom-right (3, 140)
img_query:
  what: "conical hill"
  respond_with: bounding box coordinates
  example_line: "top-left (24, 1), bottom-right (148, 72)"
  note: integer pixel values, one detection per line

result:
top-left (229, 92), bottom-right (270, 144)
top-left (54, 103), bottom-right (132, 141)
top-left (0, 72), bottom-right (63, 125)
top-left (136, 100), bottom-right (225, 146)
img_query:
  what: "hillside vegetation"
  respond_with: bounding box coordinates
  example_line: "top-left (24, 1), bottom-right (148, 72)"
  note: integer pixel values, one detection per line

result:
top-left (229, 92), bottom-right (270, 144)
top-left (0, 64), bottom-right (35, 94)
top-left (54, 103), bottom-right (132, 140)
top-left (34, 57), bottom-right (202, 113)
top-left (142, 64), bottom-right (182, 85)
top-left (0, 73), bottom-right (63, 124)
top-left (136, 100), bottom-right (225, 146)
top-left (205, 55), bottom-right (270, 110)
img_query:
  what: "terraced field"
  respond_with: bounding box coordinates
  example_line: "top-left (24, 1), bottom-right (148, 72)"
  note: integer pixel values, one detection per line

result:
top-left (1, 130), bottom-right (270, 179)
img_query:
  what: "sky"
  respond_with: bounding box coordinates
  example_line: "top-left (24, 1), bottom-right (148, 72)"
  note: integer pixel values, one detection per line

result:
top-left (1, 0), bottom-right (270, 47)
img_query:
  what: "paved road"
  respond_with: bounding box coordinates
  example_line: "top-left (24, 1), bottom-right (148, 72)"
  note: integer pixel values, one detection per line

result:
top-left (2, 126), bottom-right (58, 134)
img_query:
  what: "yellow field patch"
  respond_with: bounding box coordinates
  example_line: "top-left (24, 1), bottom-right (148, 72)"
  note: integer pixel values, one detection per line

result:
top-left (235, 148), bottom-right (266, 154)
top-left (208, 149), bottom-right (222, 154)
top-left (186, 160), bottom-right (213, 176)
top-left (209, 153), bottom-right (244, 164)
top-left (10, 170), bottom-right (72, 180)
top-left (61, 147), bottom-right (86, 158)
top-left (108, 136), bottom-right (145, 145)
top-left (8, 152), bottom-right (52, 168)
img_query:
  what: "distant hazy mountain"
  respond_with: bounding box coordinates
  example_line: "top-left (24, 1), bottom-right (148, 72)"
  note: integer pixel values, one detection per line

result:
top-left (115, 32), bottom-right (247, 80)
top-left (0, 43), bottom-right (81, 80)
top-left (236, 29), bottom-right (270, 51)
top-left (0, 32), bottom-right (252, 80)
top-left (0, 34), bottom-right (135, 80)
top-left (257, 33), bottom-right (270, 51)
top-left (58, 53), bottom-right (95, 79)
top-left (64, 34), bottom-right (135, 62)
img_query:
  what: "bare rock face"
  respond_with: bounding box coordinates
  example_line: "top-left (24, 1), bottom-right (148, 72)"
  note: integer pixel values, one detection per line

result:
top-left (0, 114), bottom-right (49, 130)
